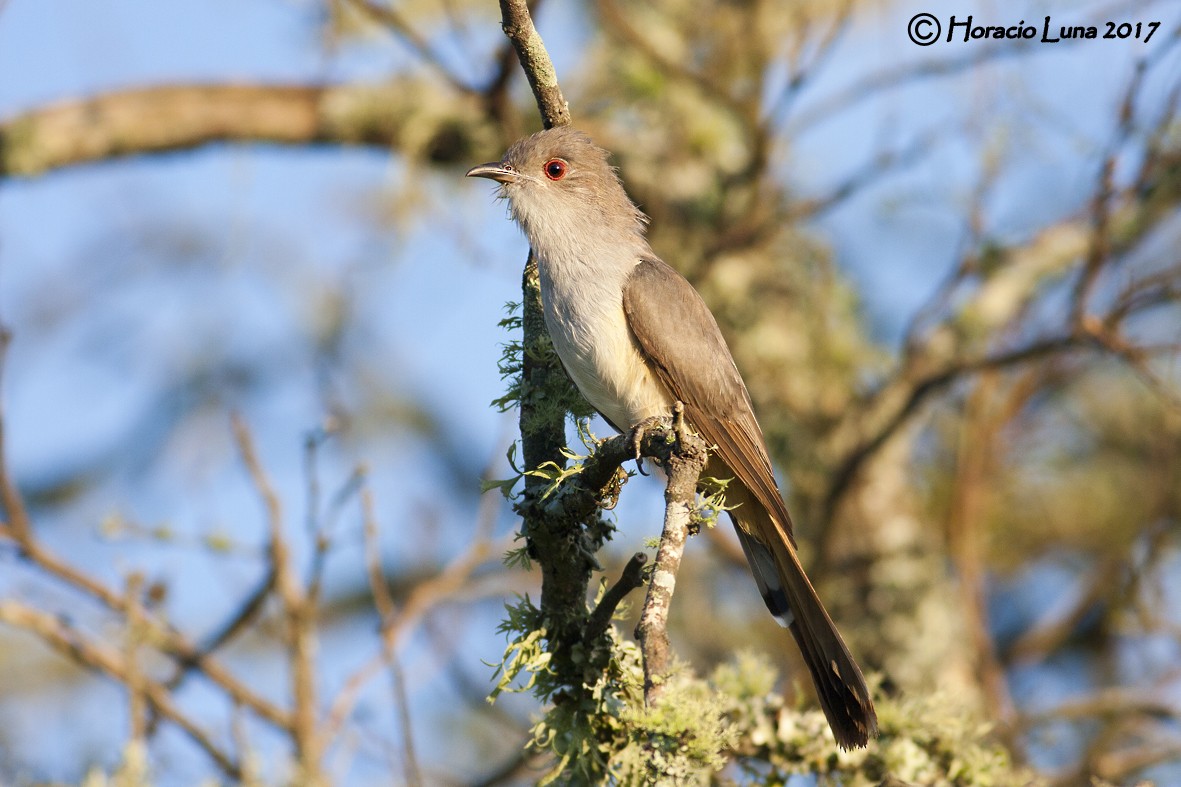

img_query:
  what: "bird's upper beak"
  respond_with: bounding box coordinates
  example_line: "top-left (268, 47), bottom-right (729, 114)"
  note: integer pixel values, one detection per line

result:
top-left (465, 162), bottom-right (519, 184)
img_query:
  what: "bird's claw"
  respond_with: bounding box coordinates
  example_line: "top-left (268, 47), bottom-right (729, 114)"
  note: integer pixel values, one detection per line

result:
top-left (628, 403), bottom-right (686, 475)
top-left (628, 414), bottom-right (667, 476)
top-left (630, 423), bottom-right (650, 476)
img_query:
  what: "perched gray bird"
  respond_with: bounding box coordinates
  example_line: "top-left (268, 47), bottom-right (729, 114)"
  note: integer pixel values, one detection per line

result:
top-left (468, 127), bottom-right (877, 749)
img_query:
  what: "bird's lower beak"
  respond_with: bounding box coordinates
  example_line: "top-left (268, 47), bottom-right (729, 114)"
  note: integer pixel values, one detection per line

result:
top-left (466, 162), bottom-right (519, 184)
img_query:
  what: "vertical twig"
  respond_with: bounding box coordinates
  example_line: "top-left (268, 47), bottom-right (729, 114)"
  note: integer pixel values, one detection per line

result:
top-left (124, 572), bottom-right (149, 746)
top-left (232, 415), bottom-right (322, 783)
top-left (945, 374), bottom-right (1024, 758)
top-left (322, 524), bottom-right (503, 744)
top-left (497, 0), bottom-right (571, 129)
top-left (389, 658), bottom-right (422, 787)
top-left (360, 486), bottom-right (423, 787)
top-left (517, 256), bottom-right (588, 626)
top-left (1070, 57), bottom-right (1145, 327)
top-left (634, 403), bottom-right (708, 704)
top-left (0, 326), bottom-right (32, 546)
top-left (304, 426), bottom-right (324, 542)
top-left (499, 0), bottom-right (571, 515)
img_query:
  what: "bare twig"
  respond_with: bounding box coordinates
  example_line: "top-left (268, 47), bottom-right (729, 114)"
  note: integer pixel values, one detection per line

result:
top-left (497, 0), bottom-right (570, 129)
top-left (358, 487), bottom-right (421, 787)
top-left (1007, 558), bottom-right (1127, 664)
top-left (763, 0), bottom-right (854, 128)
top-left (824, 190), bottom-right (1181, 528)
top-left (0, 325), bottom-right (32, 545)
top-left (1, 333), bottom-right (290, 732)
top-left (389, 657), bottom-right (422, 787)
top-left (321, 494), bottom-right (505, 745)
top-left (342, 0), bottom-right (476, 96)
top-left (586, 552), bottom-right (647, 643)
top-left (786, 128), bottom-right (938, 220)
top-left (162, 434), bottom-right (353, 696)
top-left (787, 40), bottom-right (1075, 134)
top-left (363, 488), bottom-right (398, 623)
top-left (381, 537), bottom-right (496, 656)
top-left (304, 426), bottom-right (326, 585)
top-left (161, 565), bottom-right (276, 697)
top-left (0, 600), bottom-right (241, 778)
top-left (823, 331), bottom-right (1088, 525)
top-left (307, 457), bottom-right (366, 604)
top-left (232, 415), bottom-right (322, 781)
top-left (1091, 738), bottom-right (1181, 784)
top-left (944, 374), bottom-right (1029, 758)
top-left (1023, 686), bottom-right (1179, 726)
top-left (124, 572), bottom-right (149, 745)
top-left (1070, 54), bottom-right (1148, 327)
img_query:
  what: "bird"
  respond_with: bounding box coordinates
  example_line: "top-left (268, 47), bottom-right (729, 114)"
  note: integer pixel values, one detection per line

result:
top-left (467, 126), bottom-right (877, 748)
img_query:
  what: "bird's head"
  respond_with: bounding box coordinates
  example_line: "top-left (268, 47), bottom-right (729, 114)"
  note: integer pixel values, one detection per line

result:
top-left (466, 127), bottom-right (647, 250)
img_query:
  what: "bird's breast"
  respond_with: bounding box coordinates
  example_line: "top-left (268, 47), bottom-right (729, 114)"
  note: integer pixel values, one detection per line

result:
top-left (536, 256), bottom-right (673, 431)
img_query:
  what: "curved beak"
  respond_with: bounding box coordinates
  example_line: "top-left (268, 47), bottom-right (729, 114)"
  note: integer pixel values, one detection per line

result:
top-left (466, 162), bottom-right (519, 184)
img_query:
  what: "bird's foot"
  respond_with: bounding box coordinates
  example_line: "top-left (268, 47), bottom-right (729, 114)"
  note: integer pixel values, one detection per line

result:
top-left (628, 403), bottom-right (686, 475)
top-left (628, 413), bottom-right (671, 476)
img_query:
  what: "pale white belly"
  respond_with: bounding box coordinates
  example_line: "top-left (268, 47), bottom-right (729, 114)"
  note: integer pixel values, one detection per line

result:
top-left (539, 266), bottom-right (672, 431)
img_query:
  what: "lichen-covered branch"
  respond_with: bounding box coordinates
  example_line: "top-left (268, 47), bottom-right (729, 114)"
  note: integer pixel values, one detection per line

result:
top-left (510, 256), bottom-right (598, 694)
top-left (634, 406), bottom-right (708, 704)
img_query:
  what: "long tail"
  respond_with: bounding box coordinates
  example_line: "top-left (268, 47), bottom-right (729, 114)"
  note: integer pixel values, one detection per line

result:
top-left (732, 505), bottom-right (877, 749)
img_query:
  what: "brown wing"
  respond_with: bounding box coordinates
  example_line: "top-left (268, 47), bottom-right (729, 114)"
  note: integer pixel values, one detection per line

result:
top-left (621, 257), bottom-right (796, 545)
top-left (624, 257), bottom-right (878, 749)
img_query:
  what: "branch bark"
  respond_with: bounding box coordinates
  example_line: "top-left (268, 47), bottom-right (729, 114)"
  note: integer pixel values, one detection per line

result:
top-left (498, 0), bottom-right (570, 129)
top-left (510, 254), bottom-right (606, 696)
top-left (634, 405), bottom-right (708, 704)
top-left (491, 0), bottom-right (613, 705)
top-left (585, 552), bottom-right (646, 643)
top-left (0, 81), bottom-right (495, 177)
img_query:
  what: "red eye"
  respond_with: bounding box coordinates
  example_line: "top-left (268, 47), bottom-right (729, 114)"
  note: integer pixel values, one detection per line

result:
top-left (544, 158), bottom-right (567, 180)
